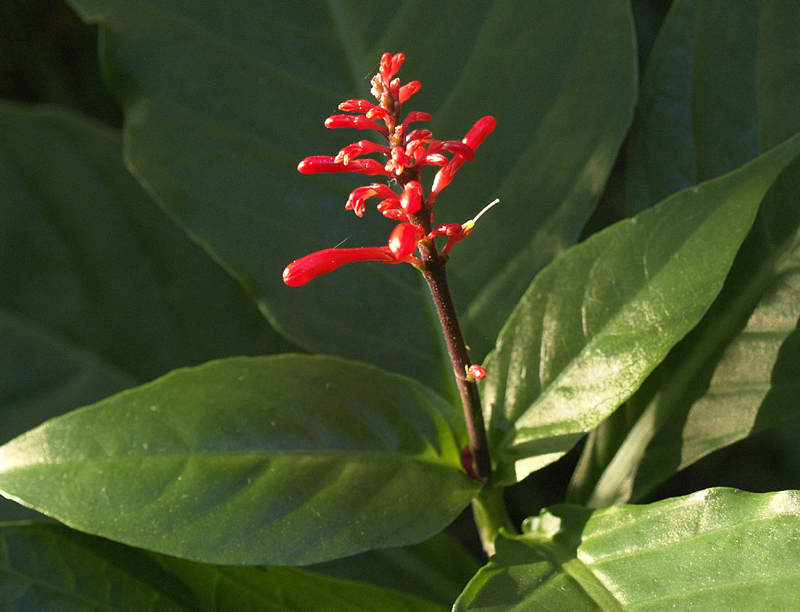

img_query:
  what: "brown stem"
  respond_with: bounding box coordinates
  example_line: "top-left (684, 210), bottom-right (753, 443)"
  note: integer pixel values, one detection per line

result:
top-left (414, 231), bottom-right (492, 482)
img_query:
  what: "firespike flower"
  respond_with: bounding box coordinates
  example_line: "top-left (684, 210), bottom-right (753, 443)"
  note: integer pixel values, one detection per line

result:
top-left (283, 52), bottom-right (496, 286)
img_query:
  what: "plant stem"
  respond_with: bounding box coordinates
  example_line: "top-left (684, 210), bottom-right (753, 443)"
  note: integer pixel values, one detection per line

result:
top-left (415, 235), bottom-right (493, 482)
top-left (471, 487), bottom-right (517, 556)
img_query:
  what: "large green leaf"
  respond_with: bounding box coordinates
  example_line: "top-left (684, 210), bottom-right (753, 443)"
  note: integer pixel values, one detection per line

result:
top-left (0, 522), bottom-right (445, 612)
top-left (455, 488), bottom-right (800, 611)
top-left (64, 0), bottom-right (636, 393)
top-left (481, 131), bottom-right (800, 485)
top-left (0, 101), bottom-right (290, 384)
top-left (569, 0), bottom-right (800, 506)
top-left (0, 355), bottom-right (480, 565)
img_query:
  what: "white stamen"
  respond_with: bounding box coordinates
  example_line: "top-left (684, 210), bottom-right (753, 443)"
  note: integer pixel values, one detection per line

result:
top-left (470, 198), bottom-right (500, 224)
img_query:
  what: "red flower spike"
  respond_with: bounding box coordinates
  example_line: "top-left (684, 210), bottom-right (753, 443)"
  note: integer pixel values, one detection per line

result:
top-left (398, 81), bottom-right (421, 103)
top-left (283, 246), bottom-right (399, 287)
top-left (388, 223), bottom-right (425, 259)
top-left (400, 181), bottom-right (423, 214)
top-left (285, 53), bottom-right (497, 286)
top-left (468, 364), bottom-right (487, 380)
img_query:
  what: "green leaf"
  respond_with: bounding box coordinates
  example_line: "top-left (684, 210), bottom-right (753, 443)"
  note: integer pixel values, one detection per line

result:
top-left (481, 130), bottom-right (800, 485)
top-left (454, 488), bottom-right (800, 611)
top-left (0, 101), bottom-right (290, 385)
top-left (0, 522), bottom-right (447, 612)
top-left (570, 0), bottom-right (800, 506)
top-left (0, 355), bottom-right (480, 565)
top-left (0, 523), bottom-right (192, 611)
top-left (625, 0), bottom-right (800, 213)
top-left (308, 531), bottom-right (481, 607)
top-left (64, 0), bottom-right (636, 392)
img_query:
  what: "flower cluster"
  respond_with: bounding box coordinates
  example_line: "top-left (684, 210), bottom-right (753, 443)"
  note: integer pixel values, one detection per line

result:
top-left (283, 52), bottom-right (496, 287)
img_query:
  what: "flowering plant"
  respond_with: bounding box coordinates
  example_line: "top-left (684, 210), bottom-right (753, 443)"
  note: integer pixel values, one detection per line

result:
top-left (3, 2), bottom-right (800, 611)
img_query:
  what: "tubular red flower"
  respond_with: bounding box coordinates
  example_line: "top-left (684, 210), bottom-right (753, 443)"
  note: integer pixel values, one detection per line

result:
top-left (402, 111), bottom-right (432, 133)
top-left (283, 246), bottom-right (399, 287)
top-left (462, 116), bottom-right (497, 150)
top-left (335, 140), bottom-right (391, 165)
top-left (325, 115), bottom-right (389, 137)
top-left (388, 223), bottom-right (425, 259)
top-left (380, 52), bottom-right (405, 83)
top-left (430, 157), bottom-right (463, 196)
top-left (298, 156), bottom-right (391, 176)
top-left (398, 81), bottom-right (421, 103)
top-left (346, 183), bottom-right (399, 217)
top-left (338, 99), bottom-right (380, 113)
top-left (427, 140), bottom-right (475, 162)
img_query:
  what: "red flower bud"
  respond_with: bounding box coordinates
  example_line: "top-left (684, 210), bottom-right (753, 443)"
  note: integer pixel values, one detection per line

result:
top-left (398, 81), bottom-right (422, 104)
top-left (388, 223), bottom-right (425, 259)
top-left (346, 183), bottom-right (399, 217)
top-left (335, 140), bottom-right (390, 165)
top-left (338, 99), bottom-right (380, 113)
top-left (468, 364), bottom-right (487, 380)
top-left (462, 116), bottom-right (497, 150)
top-left (400, 181), bottom-right (423, 214)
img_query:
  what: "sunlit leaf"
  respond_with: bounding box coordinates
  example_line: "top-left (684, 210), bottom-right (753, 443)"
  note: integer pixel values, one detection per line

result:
top-left (481, 131), bottom-right (800, 485)
top-left (0, 355), bottom-right (479, 565)
top-left (455, 488), bottom-right (800, 611)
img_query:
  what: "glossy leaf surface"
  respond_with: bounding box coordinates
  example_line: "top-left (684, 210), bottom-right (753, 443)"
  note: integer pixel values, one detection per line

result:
top-left (65, 0), bottom-right (636, 392)
top-left (481, 131), bottom-right (800, 484)
top-left (455, 488), bottom-right (800, 611)
top-left (0, 522), bottom-right (445, 612)
top-left (571, 0), bottom-right (800, 506)
top-left (0, 355), bottom-right (479, 565)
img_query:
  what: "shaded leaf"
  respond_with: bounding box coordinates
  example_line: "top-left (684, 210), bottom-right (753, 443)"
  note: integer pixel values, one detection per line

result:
top-left (0, 522), bottom-right (445, 612)
top-left (456, 488), bottom-right (800, 611)
top-left (0, 101), bottom-right (289, 385)
top-left (64, 0), bottom-right (636, 392)
top-left (481, 131), bottom-right (800, 485)
top-left (308, 531), bottom-right (481, 607)
top-left (0, 355), bottom-right (480, 565)
top-left (570, 0), bottom-right (800, 506)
